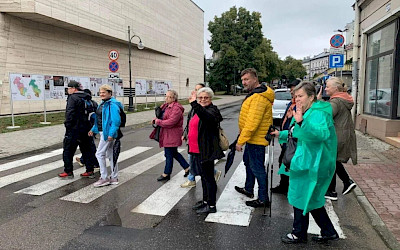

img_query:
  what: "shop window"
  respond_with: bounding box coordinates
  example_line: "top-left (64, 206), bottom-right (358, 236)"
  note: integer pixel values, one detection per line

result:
top-left (364, 22), bottom-right (396, 117)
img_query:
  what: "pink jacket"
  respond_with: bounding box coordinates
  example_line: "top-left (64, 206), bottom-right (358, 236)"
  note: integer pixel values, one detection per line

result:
top-left (155, 102), bottom-right (184, 148)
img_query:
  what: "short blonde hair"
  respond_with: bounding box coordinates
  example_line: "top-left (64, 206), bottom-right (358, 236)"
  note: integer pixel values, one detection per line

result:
top-left (99, 84), bottom-right (113, 93)
top-left (167, 89), bottom-right (178, 101)
top-left (327, 77), bottom-right (347, 92)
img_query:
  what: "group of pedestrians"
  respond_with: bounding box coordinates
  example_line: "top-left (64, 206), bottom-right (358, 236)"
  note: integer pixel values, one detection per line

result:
top-left (58, 81), bottom-right (123, 188)
top-left (57, 71), bottom-right (357, 245)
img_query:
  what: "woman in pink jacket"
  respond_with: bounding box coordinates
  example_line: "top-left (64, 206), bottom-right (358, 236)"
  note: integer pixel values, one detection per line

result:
top-left (153, 90), bottom-right (190, 181)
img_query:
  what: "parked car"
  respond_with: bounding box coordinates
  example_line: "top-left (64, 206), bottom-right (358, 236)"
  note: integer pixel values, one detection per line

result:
top-left (369, 88), bottom-right (391, 116)
top-left (273, 88), bottom-right (292, 125)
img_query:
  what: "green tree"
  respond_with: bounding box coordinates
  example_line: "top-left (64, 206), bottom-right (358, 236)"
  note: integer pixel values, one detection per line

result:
top-left (253, 38), bottom-right (280, 82)
top-left (280, 56), bottom-right (307, 82)
top-left (209, 6), bottom-right (274, 93)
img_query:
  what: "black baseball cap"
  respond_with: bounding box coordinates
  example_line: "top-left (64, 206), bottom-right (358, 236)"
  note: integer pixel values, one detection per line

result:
top-left (287, 79), bottom-right (301, 88)
top-left (68, 80), bottom-right (81, 89)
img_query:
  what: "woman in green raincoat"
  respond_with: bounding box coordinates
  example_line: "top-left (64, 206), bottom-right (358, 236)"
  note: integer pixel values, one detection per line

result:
top-left (271, 81), bottom-right (339, 244)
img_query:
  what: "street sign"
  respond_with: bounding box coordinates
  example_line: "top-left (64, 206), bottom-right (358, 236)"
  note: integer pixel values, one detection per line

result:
top-left (329, 54), bottom-right (344, 68)
top-left (109, 61), bottom-right (119, 72)
top-left (329, 47), bottom-right (344, 54)
top-left (108, 73), bottom-right (120, 78)
top-left (330, 34), bottom-right (345, 48)
top-left (108, 50), bottom-right (119, 61)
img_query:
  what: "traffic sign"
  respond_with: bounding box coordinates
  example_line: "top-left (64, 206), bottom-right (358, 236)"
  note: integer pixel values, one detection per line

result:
top-left (330, 34), bottom-right (345, 48)
top-left (109, 61), bottom-right (119, 72)
top-left (108, 50), bottom-right (119, 61)
top-left (329, 54), bottom-right (344, 68)
top-left (108, 73), bottom-right (120, 78)
top-left (329, 47), bottom-right (344, 54)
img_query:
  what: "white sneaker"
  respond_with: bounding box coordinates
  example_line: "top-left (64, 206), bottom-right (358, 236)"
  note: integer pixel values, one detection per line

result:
top-left (214, 170), bottom-right (222, 183)
top-left (180, 180), bottom-right (196, 188)
top-left (93, 178), bottom-right (110, 187)
top-left (109, 178), bottom-right (119, 185)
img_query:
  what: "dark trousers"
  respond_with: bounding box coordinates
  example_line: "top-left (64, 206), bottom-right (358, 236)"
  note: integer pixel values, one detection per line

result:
top-left (163, 147), bottom-right (190, 175)
top-left (293, 206), bottom-right (338, 240)
top-left (79, 136), bottom-right (99, 167)
top-left (200, 159), bottom-right (217, 206)
top-left (63, 129), bottom-right (95, 173)
top-left (328, 161), bottom-right (351, 192)
top-left (243, 143), bottom-right (268, 202)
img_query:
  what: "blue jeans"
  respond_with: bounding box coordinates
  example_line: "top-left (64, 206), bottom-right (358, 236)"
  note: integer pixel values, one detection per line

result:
top-left (243, 143), bottom-right (268, 202)
top-left (164, 147), bottom-right (189, 175)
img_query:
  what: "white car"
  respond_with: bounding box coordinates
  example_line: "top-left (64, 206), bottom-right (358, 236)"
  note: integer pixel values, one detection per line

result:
top-left (273, 88), bottom-right (292, 122)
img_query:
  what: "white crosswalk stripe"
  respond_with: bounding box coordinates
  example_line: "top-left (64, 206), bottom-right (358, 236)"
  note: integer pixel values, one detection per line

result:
top-left (15, 146), bottom-right (151, 196)
top-left (0, 148), bottom-right (63, 173)
top-left (60, 149), bottom-right (181, 203)
top-left (131, 157), bottom-right (222, 216)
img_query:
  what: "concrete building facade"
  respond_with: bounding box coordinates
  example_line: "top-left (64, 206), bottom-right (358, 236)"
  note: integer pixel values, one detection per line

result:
top-left (354, 0), bottom-right (400, 145)
top-left (0, 0), bottom-right (204, 115)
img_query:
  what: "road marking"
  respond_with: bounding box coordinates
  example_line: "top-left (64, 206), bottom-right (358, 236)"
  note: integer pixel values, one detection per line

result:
top-left (60, 149), bottom-right (182, 203)
top-left (0, 148), bottom-right (63, 173)
top-left (305, 199), bottom-right (346, 238)
top-left (15, 147), bottom-right (151, 196)
top-left (205, 161), bottom-right (258, 227)
top-left (131, 157), bottom-right (223, 216)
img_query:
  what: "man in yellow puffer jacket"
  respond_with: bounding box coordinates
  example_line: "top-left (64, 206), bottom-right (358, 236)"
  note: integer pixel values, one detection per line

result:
top-left (234, 68), bottom-right (275, 208)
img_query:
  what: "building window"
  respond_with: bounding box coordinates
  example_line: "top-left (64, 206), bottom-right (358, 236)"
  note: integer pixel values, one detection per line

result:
top-left (364, 21), bottom-right (397, 117)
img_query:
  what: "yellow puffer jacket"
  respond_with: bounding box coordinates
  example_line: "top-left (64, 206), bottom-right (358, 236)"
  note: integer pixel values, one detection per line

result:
top-left (238, 85), bottom-right (274, 146)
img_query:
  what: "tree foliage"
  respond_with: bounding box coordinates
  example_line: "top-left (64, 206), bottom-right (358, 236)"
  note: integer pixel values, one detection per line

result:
top-left (280, 56), bottom-right (307, 82)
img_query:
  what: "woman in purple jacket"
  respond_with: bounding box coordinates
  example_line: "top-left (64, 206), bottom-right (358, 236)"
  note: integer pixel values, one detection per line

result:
top-left (153, 90), bottom-right (190, 181)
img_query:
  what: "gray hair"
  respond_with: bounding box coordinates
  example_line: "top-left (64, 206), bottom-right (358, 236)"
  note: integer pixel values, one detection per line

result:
top-left (327, 77), bottom-right (347, 92)
top-left (197, 87), bottom-right (214, 99)
top-left (167, 89), bottom-right (178, 101)
top-left (294, 81), bottom-right (317, 101)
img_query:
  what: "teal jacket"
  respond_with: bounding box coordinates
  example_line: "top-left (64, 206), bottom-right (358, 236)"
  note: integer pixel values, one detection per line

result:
top-left (91, 97), bottom-right (122, 141)
top-left (278, 100), bottom-right (337, 215)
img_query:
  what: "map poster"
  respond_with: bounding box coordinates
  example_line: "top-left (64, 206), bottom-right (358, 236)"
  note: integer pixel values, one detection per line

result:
top-left (146, 80), bottom-right (155, 95)
top-left (10, 73), bottom-right (44, 101)
top-left (154, 80), bottom-right (172, 95)
top-left (135, 79), bottom-right (147, 96)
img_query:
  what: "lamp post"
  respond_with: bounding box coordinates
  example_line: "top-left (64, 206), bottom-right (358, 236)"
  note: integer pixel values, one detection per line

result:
top-left (128, 26), bottom-right (144, 112)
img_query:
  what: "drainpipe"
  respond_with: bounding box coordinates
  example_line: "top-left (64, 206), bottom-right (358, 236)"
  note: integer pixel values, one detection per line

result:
top-left (351, 3), bottom-right (361, 122)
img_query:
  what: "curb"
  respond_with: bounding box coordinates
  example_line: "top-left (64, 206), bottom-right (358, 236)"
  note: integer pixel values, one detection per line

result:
top-left (353, 185), bottom-right (400, 250)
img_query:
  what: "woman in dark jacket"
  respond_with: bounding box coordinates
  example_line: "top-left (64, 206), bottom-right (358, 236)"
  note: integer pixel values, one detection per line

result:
top-left (188, 87), bottom-right (224, 214)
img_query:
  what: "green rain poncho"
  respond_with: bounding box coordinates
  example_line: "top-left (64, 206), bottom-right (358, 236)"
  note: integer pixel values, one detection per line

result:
top-left (278, 100), bottom-right (337, 215)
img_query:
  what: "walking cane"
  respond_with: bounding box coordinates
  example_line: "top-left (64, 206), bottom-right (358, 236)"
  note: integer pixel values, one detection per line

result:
top-left (269, 137), bottom-right (274, 217)
top-left (264, 125), bottom-right (276, 217)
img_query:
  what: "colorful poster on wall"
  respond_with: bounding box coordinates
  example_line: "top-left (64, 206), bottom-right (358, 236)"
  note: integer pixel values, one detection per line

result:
top-left (154, 80), bottom-right (172, 95)
top-left (146, 80), bottom-right (155, 94)
top-left (108, 78), bottom-right (124, 97)
top-left (10, 73), bottom-right (45, 101)
top-left (52, 76), bottom-right (67, 99)
top-left (135, 79), bottom-right (147, 96)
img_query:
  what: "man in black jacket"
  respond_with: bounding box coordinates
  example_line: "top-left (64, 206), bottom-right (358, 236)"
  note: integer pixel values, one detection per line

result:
top-left (58, 81), bottom-right (96, 179)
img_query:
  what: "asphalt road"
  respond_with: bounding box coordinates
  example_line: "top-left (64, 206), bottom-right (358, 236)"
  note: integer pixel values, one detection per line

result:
top-left (0, 103), bottom-right (389, 249)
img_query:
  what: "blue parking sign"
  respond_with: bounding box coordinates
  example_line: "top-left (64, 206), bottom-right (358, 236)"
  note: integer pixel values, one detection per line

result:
top-left (329, 54), bottom-right (344, 68)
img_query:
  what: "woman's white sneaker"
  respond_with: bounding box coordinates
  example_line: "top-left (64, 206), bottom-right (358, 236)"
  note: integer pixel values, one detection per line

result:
top-left (93, 178), bottom-right (110, 187)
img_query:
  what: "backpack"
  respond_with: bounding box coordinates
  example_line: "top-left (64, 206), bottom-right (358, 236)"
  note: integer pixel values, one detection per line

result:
top-left (109, 104), bottom-right (126, 128)
top-left (82, 98), bottom-right (97, 125)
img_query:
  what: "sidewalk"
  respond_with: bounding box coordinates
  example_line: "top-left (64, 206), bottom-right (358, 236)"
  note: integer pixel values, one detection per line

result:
top-left (0, 95), bottom-right (244, 159)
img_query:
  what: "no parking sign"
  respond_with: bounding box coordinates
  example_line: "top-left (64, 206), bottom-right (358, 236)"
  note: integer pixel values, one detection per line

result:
top-left (330, 34), bottom-right (345, 48)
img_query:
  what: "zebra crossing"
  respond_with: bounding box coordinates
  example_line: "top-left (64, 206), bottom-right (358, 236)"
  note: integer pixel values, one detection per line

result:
top-left (0, 145), bottom-right (345, 236)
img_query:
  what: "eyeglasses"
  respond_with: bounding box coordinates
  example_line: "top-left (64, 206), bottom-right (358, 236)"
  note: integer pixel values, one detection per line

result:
top-left (197, 96), bottom-right (210, 100)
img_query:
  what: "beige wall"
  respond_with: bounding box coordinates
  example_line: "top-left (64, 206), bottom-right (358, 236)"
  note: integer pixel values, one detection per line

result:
top-left (0, 0), bottom-right (204, 114)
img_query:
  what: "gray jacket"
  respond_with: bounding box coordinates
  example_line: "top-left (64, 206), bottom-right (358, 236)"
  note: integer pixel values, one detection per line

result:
top-left (330, 97), bottom-right (357, 164)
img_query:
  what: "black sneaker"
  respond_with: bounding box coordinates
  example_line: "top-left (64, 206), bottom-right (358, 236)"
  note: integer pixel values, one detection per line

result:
top-left (192, 201), bottom-right (207, 210)
top-left (271, 185), bottom-right (288, 194)
top-left (234, 186), bottom-right (254, 198)
top-left (246, 199), bottom-right (269, 208)
top-left (325, 191), bottom-right (338, 201)
top-left (196, 205), bottom-right (216, 214)
top-left (312, 234), bottom-right (339, 243)
top-left (281, 233), bottom-right (307, 244)
top-left (342, 179), bottom-right (357, 195)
